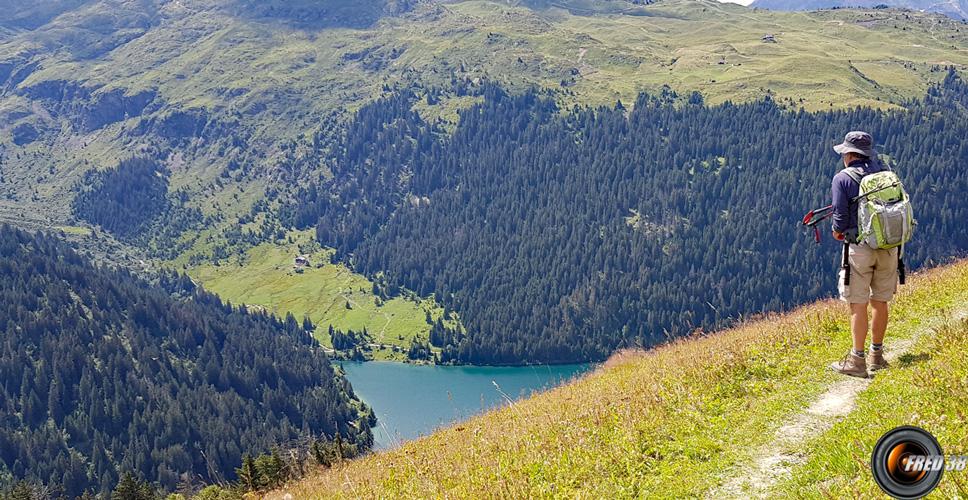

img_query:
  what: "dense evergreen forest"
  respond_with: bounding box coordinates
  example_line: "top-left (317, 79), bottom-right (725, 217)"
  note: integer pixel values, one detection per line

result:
top-left (72, 157), bottom-right (171, 239)
top-left (71, 156), bottom-right (205, 260)
top-left (0, 225), bottom-right (372, 496)
top-left (284, 71), bottom-right (968, 364)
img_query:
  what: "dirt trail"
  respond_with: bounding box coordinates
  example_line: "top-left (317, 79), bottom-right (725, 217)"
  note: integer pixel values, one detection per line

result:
top-left (709, 307), bottom-right (967, 498)
top-left (340, 293), bottom-right (393, 342)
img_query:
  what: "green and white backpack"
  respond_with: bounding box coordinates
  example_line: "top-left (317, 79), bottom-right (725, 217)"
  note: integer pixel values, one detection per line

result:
top-left (843, 166), bottom-right (915, 249)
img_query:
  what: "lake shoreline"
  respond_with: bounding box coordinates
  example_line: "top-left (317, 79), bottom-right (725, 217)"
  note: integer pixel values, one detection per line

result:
top-left (337, 361), bottom-right (596, 450)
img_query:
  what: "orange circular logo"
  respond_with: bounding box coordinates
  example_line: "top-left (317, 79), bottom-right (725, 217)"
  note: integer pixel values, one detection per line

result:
top-left (871, 426), bottom-right (944, 499)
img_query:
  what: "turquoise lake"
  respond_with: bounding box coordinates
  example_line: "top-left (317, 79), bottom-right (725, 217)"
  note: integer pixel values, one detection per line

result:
top-left (339, 361), bottom-right (594, 449)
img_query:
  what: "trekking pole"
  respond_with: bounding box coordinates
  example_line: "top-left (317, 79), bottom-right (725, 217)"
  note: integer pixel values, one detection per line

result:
top-left (802, 205), bottom-right (835, 244)
top-left (898, 244), bottom-right (906, 285)
top-left (851, 182), bottom-right (899, 204)
top-left (841, 241), bottom-right (851, 286)
top-left (802, 205), bottom-right (834, 227)
top-left (801, 182), bottom-right (899, 244)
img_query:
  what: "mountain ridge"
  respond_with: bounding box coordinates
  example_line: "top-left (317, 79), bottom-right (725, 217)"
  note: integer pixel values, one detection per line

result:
top-left (750, 0), bottom-right (968, 21)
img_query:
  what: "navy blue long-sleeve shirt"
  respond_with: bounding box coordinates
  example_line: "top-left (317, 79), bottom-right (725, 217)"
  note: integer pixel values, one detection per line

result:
top-left (831, 158), bottom-right (886, 235)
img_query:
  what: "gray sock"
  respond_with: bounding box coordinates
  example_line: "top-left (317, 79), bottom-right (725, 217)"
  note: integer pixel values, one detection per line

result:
top-left (871, 343), bottom-right (883, 352)
top-left (853, 349), bottom-right (865, 357)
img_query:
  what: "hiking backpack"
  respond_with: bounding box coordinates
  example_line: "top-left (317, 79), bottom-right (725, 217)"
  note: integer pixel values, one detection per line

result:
top-left (843, 165), bottom-right (915, 249)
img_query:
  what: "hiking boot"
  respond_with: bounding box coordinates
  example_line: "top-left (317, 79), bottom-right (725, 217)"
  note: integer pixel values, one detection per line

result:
top-left (868, 349), bottom-right (889, 371)
top-left (830, 352), bottom-right (869, 378)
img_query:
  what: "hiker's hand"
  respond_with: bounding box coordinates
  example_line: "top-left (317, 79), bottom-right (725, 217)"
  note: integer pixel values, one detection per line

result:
top-left (832, 230), bottom-right (845, 241)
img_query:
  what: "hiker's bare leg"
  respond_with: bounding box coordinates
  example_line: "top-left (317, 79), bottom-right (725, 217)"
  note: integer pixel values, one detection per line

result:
top-left (850, 302), bottom-right (869, 352)
top-left (870, 300), bottom-right (888, 345)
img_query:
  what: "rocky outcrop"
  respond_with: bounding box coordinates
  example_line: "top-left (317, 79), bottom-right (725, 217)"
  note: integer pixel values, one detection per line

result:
top-left (0, 60), bottom-right (16, 87)
top-left (4, 60), bottom-right (38, 90)
top-left (17, 79), bottom-right (158, 132)
top-left (155, 109), bottom-right (208, 139)
top-left (19, 78), bottom-right (85, 102)
top-left (77, 88), bottom-right (158, 132)
top-left (231, 0), bottom-right (418, 29)
top-left (11, 123), bottom-right (40, 145)
top-left (15, 76), bottom-right (224, 143)
top-left (749, 0), bottom-right (968, 20)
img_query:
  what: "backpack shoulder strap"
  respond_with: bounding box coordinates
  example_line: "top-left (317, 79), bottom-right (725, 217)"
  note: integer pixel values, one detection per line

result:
top-left (841, 165), bottom-right (865, 185)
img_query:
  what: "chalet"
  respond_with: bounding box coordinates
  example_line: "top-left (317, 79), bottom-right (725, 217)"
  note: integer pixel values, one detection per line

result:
top-left (294, 254), bottom-right (310, 272)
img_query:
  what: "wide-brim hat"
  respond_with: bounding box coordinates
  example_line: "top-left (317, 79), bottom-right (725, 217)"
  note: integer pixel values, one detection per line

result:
top-left (833, 130), bottom-right (876, 157)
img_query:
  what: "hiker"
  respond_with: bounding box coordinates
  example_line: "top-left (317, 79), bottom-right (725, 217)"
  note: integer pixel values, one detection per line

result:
top-left (828, 131), bottom-right (906, 378)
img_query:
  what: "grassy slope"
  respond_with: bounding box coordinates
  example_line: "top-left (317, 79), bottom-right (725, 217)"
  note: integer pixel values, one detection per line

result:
top-left (268, 259), bottom-right (968, 498)
top-left (456, 0), bottom-right (968, 110)
top-left (781, 288), bottom-right (968, 495)
top-left (188, 230), bottom-right (449, 361)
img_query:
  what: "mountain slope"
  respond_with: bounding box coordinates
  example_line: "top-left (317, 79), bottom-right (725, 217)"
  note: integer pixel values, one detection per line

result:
top-left (0, 225), bottom-right (372, 496)
top-left (269, 258), bottom-right (968, 498)
top-left (282, 75), bottom-right (968, 364)
top-left (1, 0), bottom-right (967, 359)
top-left (1, 0), bottom-right (967, 229)
top-left (750, 0), bottom-right (968, 21)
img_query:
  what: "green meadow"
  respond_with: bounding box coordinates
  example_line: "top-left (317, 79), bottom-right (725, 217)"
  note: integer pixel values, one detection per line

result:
top-left (188, 231), bottom-right (447, 361)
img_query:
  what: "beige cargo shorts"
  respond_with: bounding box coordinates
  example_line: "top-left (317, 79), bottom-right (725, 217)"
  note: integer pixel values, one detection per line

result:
top-left (838, 243), bottom-right (899, 304)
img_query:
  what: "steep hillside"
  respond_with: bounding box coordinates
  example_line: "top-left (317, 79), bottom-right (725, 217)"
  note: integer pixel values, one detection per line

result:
top-left (0, 225), bottom-right (372, 496)
top-left (284, 75), bottom-right (968, 364)
top-left (751, 0), bottom-right (968, 22)
top-left (1, 0), bottom-right (966, 229)
top-left (1, 0), bottom-right (967, 358)
top-left (268, 258), bottom-right (968, 498)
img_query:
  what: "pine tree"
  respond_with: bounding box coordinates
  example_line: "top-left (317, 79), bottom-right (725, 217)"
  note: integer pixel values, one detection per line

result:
top-left (236, 454), bottom-right (260, 491)
top-left (112, 472), bottom-right (155, 500)
top-left (281, 75), bottom-right (968, 364)
top-left (47, 377), bottom-right (64, 424)
top-left (253, 451), bottom-right (285, 488)
top-left (5, 481), bottom-right (36, 500)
